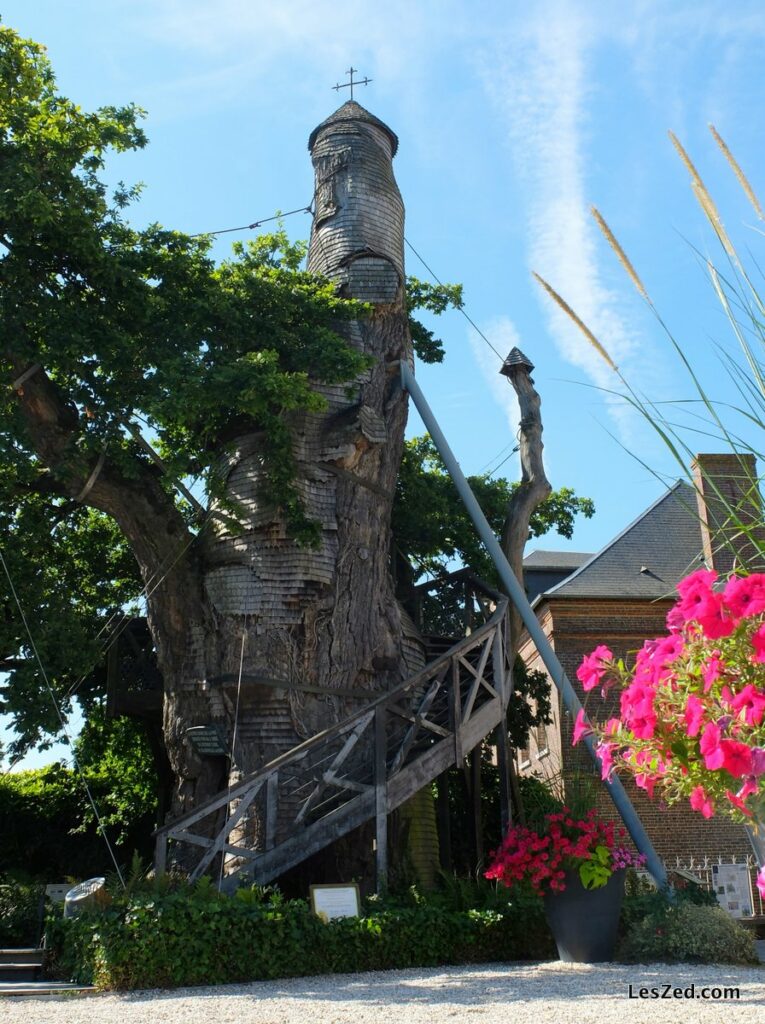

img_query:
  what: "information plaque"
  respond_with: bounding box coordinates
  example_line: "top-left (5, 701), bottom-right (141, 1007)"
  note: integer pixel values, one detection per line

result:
top-left (310, 883), bottom-right (361, 922)
top-left (712, 863), bottom-right (754, 919)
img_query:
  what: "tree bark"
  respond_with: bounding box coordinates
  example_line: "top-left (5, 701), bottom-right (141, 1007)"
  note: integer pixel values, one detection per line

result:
top-left (500, 353), bottom-right (552, 655)
top-left (7, 104), bottom-right (424, 879)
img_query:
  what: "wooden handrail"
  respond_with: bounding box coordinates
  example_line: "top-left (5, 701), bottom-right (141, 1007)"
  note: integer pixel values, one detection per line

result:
top-left (155, 593), bottom-right (508, 837)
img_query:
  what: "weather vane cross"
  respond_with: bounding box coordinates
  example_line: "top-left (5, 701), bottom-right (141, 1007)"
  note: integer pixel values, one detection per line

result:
top-left (332, 67), bottom-right (372, 101)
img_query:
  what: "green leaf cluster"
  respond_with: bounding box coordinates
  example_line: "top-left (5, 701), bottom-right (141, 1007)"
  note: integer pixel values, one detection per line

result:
top-left (393, 435), bottom-right (595, 584)
top-left (578, 844), bottom-right (610, 890)
top-left (0, 713), bottom-right (156, 879)
top-left (45, 880), bottom-right (555, 989)
top-left (617, 901), bottom-right (758, 964)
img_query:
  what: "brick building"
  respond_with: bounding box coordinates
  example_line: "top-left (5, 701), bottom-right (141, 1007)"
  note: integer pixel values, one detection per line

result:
top-left (517, 454), bottom-right (763, 868)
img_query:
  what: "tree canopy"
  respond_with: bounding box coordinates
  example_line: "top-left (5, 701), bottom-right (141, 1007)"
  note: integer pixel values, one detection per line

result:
top-left (393, 434), bottom-right (595, 585)
top-left (0, 23), bottom-right (593, 762)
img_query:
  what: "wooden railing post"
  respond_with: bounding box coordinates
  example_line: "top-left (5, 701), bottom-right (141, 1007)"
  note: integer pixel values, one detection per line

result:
top-left (374, 706), bottom-right (388, 893)
top-left (265, 771), bottom-right (278, 852)
top-left (494, 719), bottom-right (512, 836)
top-left (154, 832), bottom-right (167, 878)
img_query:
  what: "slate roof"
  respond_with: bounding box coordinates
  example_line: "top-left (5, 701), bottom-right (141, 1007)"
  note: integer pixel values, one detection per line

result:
top-left (523, 550), bottom-right (593, 570)
top-left (308, 101), bottom-right (399, 156)
top-left (537, 481), bottom-right (706, 602)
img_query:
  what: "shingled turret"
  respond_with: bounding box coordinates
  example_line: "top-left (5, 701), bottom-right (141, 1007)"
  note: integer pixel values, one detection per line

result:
top-left (307, 100), bottom-right (404, 304)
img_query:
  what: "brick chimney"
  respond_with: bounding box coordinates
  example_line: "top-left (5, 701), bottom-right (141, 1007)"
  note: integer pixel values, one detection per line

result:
top-left (692, 453), bottom-right (765, 574)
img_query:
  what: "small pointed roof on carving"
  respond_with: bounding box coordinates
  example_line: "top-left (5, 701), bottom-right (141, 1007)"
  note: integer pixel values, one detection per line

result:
top-left (308, 101), bottom-right (399, 156)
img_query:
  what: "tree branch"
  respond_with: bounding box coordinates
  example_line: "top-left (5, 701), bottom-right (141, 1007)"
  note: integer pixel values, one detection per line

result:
top-left (5, 357), bottom-right (205, 650)
top-left (500, 351), bottom-right (552, 653)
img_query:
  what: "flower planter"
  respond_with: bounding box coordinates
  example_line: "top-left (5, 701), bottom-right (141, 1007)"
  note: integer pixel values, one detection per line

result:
top-left (543, 869), bottom-right (625, 963)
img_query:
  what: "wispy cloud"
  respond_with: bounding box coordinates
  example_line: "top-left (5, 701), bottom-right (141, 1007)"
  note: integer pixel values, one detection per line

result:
top-left (468, 317), bottom-right (521, 432)
top-left (478, 5), bottom-right (643, 438)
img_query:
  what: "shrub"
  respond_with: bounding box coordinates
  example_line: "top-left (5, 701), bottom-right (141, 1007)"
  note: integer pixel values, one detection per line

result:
top-left (45, 880), bottom-right (556, 990)
top-left (618, 902), bottom-right (759, 965)
top-left (0, 880), bottom-right (44, 947)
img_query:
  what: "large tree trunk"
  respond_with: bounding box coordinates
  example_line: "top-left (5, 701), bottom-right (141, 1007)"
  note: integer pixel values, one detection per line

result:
top-left (156, 103), bottom-right (422, 856)
top-left (7, 101), bottom-right (422, 877)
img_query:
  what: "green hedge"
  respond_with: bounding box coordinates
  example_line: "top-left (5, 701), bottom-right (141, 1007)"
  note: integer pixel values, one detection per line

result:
top-left (0, 881), bottom-right (44, 947)
top-left (45, 881), bottom-right (556, 990)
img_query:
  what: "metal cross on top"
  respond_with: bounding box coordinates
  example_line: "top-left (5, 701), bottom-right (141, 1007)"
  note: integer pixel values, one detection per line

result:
top-left (332, 67), bottom-right (372, 101)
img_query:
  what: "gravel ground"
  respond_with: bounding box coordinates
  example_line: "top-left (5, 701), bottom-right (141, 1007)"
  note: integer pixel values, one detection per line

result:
top-left (1, 962), bottom-right (763, 1024)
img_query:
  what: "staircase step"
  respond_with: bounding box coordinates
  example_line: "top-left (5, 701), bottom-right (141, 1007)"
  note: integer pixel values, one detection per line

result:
top-left (0, 950), bottom-right (43, 967)
top-left (0, 981), bottom-right (95, 997)
top-left (0, 965), bottom-right (42, 984)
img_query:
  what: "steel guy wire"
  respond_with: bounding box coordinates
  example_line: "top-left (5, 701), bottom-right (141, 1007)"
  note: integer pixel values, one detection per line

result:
top-left (0, 544), bottom-right (126, 887)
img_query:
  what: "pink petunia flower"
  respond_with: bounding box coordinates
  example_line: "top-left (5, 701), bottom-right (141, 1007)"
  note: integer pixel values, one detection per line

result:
top-left (719, 739), bottom-right (754, 778)
top-left (752, 624), bottom-right (765, 664)
top-left (666, 604), bottom-right (686, 633)
top-left (699, 721), bottom-right (725, 770)
top-left (723, 573), bottom-right (765, 620)
top-left (730, 685), bottom-right (765, 727)
top-left (702, 652), bottom-right (725, 691)
top-left (572, 708), bottom-right (590, 746)
top-left (684, 694), bottom-right (705, 737)
top-left (676, 568), bottom-right (718, 602)
top-left (696, 602), bottom-right (736, 640)
top-left (576, 644), bottom-right (613, 692)
top-left (629, 700), bottom-right (658, 739)
top-left (689, 785), bottom-right (714, 818)
top-left (737, 778), bottom-right (759, 801)
top-left (757, 867), bottom-right (765, 900)
top-left (726, 790), bottom-right (754, 816)
top-left (596, 741), bottom-right (615, 781)
top-left (751, 748), bottom-right (765, 777)
top-left (635, 773), bottom-right (658, 798)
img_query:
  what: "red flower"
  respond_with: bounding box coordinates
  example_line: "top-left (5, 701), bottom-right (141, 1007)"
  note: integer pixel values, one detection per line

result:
top-left (719, 739), bottom-right (754, 778)
top-left (689, 785), bottom-right (714, 818)
top-left (725, 790), bottom-right (753, 816)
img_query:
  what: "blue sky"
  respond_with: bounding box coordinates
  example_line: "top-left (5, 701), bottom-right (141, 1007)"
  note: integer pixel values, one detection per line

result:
top-left (3, 0), bottom-right (765, 767)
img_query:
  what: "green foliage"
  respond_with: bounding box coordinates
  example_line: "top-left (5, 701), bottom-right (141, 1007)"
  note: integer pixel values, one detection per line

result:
top-left (405, 277), bottom-right (462, 364)
top-left (579, 845), bottom-right (610, 890)
top-left (393, 435), bottom-right (595, 584)
top-left (0, 23), bottom-right (371, 750)
top-left (0, 504), bottom-right (140, 752)
top-left (618, 872), bottom-right (748, 964)
top-left (618, 901), bottom-right (758, 965)
top-left (443, 762), bottom-right (560, 875)
top-left (45, 881), bottom-right (555, 989)
top-left (0, 879), bottom-right (44, 946)
top-left (0, 715), bottom-right (155, 878)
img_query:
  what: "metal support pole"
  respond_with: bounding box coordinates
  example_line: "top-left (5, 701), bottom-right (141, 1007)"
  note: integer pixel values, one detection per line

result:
top-left (400, 360), bottom-right (668, 889)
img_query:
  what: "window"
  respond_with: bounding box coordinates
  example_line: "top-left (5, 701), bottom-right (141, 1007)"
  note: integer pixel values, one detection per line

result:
top-left (535, 721), bottom-right (549, 758)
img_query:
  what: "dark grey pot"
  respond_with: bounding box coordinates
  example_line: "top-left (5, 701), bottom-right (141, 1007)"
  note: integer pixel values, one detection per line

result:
top-left (543, 869), bottom-right (626, 963)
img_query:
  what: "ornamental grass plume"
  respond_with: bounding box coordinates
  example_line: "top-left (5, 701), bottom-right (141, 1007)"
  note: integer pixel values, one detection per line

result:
top-left (575, 568), bottom-right (765, 900)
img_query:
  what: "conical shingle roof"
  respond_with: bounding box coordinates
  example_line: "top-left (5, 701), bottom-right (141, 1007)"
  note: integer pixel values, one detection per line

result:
top-left (308, 100), bottom-right (399, 156)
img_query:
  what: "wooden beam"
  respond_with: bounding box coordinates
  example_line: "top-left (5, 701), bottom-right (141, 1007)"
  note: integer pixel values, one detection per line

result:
top-left (374, 706), bottom-right (388, 893)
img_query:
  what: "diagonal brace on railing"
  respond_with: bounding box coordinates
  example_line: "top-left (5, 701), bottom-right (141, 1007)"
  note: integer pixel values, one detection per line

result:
top-left (400, 359), bottom-right (668, 890)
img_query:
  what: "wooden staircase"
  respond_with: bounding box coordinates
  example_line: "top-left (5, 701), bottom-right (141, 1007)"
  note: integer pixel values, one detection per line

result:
top-left (0, 949), bottom-right (43, 985)
top-left (155, 576), bottom-right (512, 891)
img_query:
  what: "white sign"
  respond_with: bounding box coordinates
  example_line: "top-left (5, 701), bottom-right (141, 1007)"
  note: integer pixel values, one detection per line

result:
top-left (712, 863), bottom-right (754, 919)
top-left (310, 884), bottom-right (360, 922)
